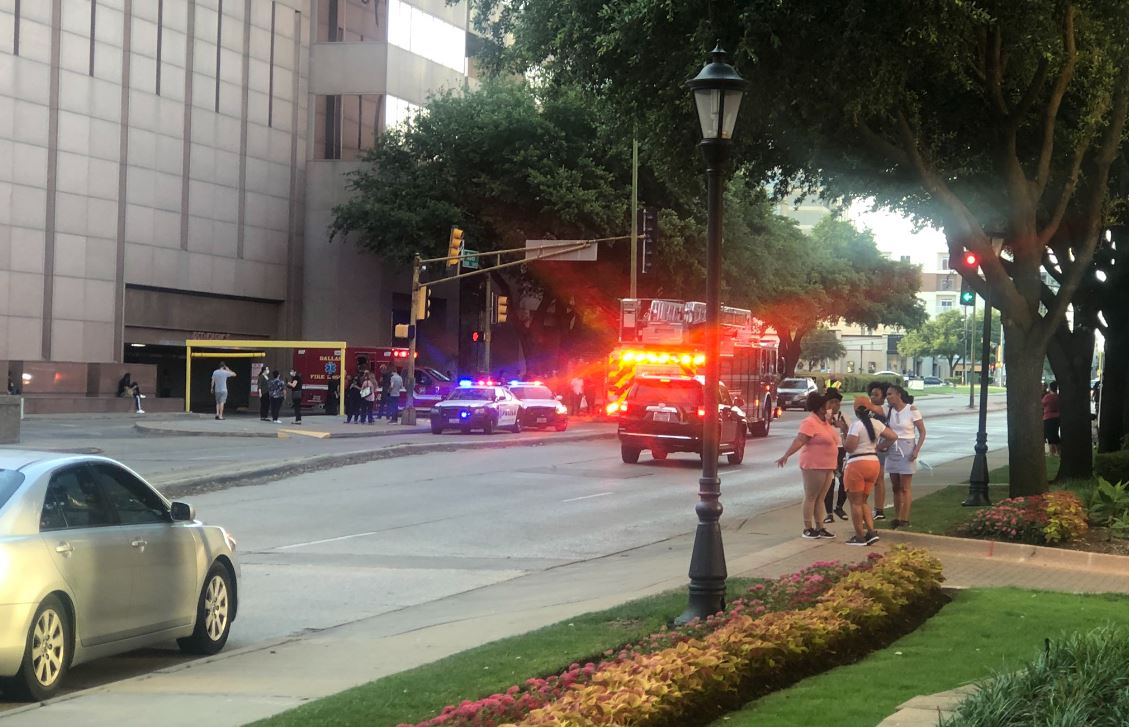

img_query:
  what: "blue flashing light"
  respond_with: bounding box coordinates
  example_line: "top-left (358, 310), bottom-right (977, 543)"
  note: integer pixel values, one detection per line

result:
top-left (509, 380), bottom-right (521, 386)
top-left (458, 379), bottom-right (473, 387)
top-left (460, 411), bottom-right (470, 419)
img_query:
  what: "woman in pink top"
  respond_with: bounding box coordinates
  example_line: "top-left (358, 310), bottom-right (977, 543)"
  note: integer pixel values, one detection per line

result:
top-left (776, 391), bottom-right (841, 539)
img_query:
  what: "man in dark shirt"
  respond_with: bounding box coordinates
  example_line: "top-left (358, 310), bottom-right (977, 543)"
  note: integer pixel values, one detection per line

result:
top-left (287, 369), bottom-right (303, 424)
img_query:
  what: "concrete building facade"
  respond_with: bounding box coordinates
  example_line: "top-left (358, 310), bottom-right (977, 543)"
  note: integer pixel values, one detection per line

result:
top-left (0, 0), bottom-right (468, 410)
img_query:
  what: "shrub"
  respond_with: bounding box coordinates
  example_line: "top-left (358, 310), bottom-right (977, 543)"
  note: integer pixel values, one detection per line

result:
top-left (793, 372), bottom-right (901, 394)
top-left (962, 491), bottom-right (1087, 545)
top-left (1085, 477), bottom-right (1129, 528)
top-left (1093, 449), bottom-right (1129, 486)
top-left (943, 625), bottom-right (1129, 726)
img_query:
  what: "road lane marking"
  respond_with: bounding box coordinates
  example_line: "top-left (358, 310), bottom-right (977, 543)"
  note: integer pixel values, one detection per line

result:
top-left (561, 492), bottom-right (613, 503)
top-left (276, 531), bottom-right (380, 550)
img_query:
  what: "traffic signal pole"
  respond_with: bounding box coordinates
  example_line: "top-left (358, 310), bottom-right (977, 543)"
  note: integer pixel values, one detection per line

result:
top-left (404, 253), bottom-right (422, 425)
top-left (631, 137), bottom-right (639, 298)
top-left (484, 275), bottom-right (493, 374)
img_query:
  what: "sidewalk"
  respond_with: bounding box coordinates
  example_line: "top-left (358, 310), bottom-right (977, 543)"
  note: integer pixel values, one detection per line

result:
top-left (5, 446), bottom-right (1129, 727)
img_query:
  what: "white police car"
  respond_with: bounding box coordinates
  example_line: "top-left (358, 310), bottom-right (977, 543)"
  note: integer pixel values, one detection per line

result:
top-left (430, 382), bottom-right (523, 434)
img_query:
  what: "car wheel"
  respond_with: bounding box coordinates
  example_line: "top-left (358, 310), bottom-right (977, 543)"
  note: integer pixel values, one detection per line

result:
top-left (511, 418), bottom-right (522, 434)
top-left (483, 417), bottom-right (495, 435)
top-left (4, 594), bottom-right (70, 701)
top-left (727, 432), bottom-right (746, 465)
top-left (652, 448), bottom-right (668, 461)
top-left (431, 423), bottom-right (443, 435)
top-left (621, 445), bottom-right (641, 464)
top-left (554, 421), bottom-right (568, 432)
top-left (178, 563), bottom-right (234, 656)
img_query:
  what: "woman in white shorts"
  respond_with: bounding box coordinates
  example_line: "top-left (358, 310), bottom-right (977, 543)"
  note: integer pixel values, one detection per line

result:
top-left (884, 385), bottom-right (926, 529)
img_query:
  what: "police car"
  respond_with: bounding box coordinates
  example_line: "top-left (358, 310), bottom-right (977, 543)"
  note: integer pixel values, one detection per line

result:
top-left (507, 381), bottom-right (569, 431)
top-left (430, 382), bottom-right (523, 434)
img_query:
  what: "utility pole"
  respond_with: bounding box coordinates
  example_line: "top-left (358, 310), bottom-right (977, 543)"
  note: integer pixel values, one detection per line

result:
top-left (403, 254), bottom-right (421, 425)
top-left (967, 296), bottom-right (975, 408)
top-left (484, 276), bottom-right (493, 374)
top-left (630, 136), bottom-right (639, 298)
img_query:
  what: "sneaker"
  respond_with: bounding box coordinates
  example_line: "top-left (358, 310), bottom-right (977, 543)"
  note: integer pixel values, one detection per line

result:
top-left (801, 528), bottom-right (820, 539)
top-left (890, 519), bottom-right (904, 529)
top-left (272, 419), bottom-right (281, 423)
top-left (817, 528), bottom-right (835, 539)
top-left (866, 530), bottom-right (881, 545)
top-left (834, 508), bottom-right (849, 520)
top-left (139, 394), bottom-right (146, 398)
top-left (873, 509), bottom-right (886, 520)
top-left (845, 534), bottom-right (868, 546)
top-left (822, 514), bottom-right (835, 524)
top-left (293, 421), bottom-right (302, 425)
top-left (135, 409), bottom-right (145, 414)
top-left (261, 418), bottom-right (269, 422)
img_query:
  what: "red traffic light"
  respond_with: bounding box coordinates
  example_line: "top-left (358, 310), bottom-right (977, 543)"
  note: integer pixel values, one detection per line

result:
top-left (471, 330), bottom-right (482, 342)
top-left (962, 251), bottom-right (979, 268)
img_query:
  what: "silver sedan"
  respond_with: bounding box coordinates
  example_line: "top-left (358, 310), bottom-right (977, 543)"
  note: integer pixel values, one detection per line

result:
top-left (0, 451), bottom-right (239, 701)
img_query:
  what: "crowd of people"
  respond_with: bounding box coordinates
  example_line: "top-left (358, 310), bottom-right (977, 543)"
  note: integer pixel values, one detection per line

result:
top-left (776, 380), bottom-right (927, 545)
top-left (342, 365), bottom-right (405, 424)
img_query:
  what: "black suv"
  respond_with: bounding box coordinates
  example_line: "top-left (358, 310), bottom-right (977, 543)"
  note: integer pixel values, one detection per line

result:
top-left (617, 375), bottom-right (747, 464)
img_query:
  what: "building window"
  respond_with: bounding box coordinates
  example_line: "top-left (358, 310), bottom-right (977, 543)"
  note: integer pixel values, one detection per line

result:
top-left (13, 0), bottom-right (19, 56)
top-left (387, 0), bottom-right (465, 73)
top-left (215, 0), bottom-right (224, 112)
top-left (939, 254), bottom-right (950, 270)
top-left (88, 0), bottom-right (97, 76)
top-left (900, 255), bottom-right (911, 263)
top-left (314, 93), bottom-right (382, 160)
top-left (156, 0), bottom-right (163, 94)
top-left (940, 275), bottom-right (952, 290)
top-left (385, 95), bottom-right (419, 129)
top-left (268, 1), bottom-right (276, 126)
top-left (938, 298), bottom-right (954, 311)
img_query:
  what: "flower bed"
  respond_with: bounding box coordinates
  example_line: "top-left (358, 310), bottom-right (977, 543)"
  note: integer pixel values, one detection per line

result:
top-left (400, 549), bottom-right (943, 727)
top-left (961, 491), bottom-right (1087, 545)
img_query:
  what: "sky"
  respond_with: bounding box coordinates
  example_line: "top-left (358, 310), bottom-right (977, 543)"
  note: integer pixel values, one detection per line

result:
top-left (847, 200), bottom-right (948, 272)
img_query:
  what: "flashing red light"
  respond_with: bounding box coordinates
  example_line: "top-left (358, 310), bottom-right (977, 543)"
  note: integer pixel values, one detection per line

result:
top-left (962, 251), bottom-right (979, 268)
top-left (697, 406), bottom-right (706, 417)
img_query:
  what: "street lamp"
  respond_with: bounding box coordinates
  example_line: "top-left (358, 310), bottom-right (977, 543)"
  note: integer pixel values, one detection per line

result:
top-left (677, 45), bottom-right (746, 625)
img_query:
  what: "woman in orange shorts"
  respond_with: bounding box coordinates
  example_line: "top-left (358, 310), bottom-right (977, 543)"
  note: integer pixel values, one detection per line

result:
top-left (843, 395), bottom-right (897, 545)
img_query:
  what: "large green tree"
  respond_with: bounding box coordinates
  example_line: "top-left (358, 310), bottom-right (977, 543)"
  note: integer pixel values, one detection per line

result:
top-left (801, 328), bottom-right (846, 371)
top-left (481, 0), bottom-right (1129, 494)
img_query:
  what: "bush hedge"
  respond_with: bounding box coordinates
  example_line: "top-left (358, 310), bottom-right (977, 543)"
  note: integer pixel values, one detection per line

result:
top-left (793, 372), bottom-right (902, 394)
top-left (1093, 449), bottom-right (1129, 487)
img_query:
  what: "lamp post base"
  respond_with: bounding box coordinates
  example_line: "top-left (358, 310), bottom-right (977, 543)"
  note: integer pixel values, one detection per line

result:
top-left (675, 475), bottom-right (727, 625)
top-left (962, 438), bottom-right (991, 506)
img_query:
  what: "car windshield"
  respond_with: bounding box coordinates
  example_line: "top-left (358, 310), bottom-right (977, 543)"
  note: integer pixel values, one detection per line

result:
top-left (630, 380), bottom-right (701, 406)
top-left (780, 379), bottom-right (808, 389)
top-left (0, 470), bottom-right (25, 511)
top-left (426, 369), bottom-right (451, 382)
top-left (447, 388), bottom-right (495, 401)
top-left (510, 386), bottom-right (554, 399)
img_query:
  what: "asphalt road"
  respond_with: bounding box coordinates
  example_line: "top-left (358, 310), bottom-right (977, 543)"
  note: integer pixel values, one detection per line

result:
top-left (32, 400), bottom-right (1007, 703)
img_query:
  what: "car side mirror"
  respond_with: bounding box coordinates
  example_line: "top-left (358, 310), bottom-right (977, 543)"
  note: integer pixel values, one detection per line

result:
top-left (170, 501), bottom-right (196, 522)
top-left (733, 396), bottom-right (746, 408)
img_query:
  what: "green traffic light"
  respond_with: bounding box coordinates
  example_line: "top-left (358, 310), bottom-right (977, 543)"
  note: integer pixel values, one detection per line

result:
top-left (961, 292), bottom-right (975, 305)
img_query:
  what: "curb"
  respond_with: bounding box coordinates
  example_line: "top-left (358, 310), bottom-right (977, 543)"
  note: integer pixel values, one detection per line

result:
top-left (152, 428), bottom-right (618, 497)
top-left (134, 421), bottom-right (430, 439)
top-left (880, 530), bottom-right (1129, 575)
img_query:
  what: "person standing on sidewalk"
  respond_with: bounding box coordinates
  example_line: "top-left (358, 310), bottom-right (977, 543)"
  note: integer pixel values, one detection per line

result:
top-left (267, 370), bottom-right (286, 422)
top-left (822, 388), bottom-right (850, 524)
top-left (258, 365), bottom-right (272, 421)
top-left (843, 395), bottom-right (897, 545)
top-left (386, 367), bottom-right (404, 422)
top-left (377, 365), bottom-right (392, 420)
top-left (211, 362), bottom-right (236, 420)
top-left (867, 381), bottom-right (891, 521)
top-left (775, 391), bottom-right (840, 540)
top-left (362, 371), bottom-right (378, 424)
top-left (287, 369), bottom-right (303, 425)
top-left (885, 384), bottom-right (926, 529)
top-left (1042, 381), bottom-right (1062, 457)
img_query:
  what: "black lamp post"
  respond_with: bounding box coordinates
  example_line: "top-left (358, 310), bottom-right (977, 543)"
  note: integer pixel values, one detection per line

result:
top-left (676, 45), bottom-right (747, 625)
top-left (962, 289), bottom-right (994, 506)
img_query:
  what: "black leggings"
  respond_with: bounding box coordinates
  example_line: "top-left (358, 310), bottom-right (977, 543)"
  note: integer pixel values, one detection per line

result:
top-left (269, 397), bottom-right (283, 420)
top-left (824, 448), bottom-right (847, 514)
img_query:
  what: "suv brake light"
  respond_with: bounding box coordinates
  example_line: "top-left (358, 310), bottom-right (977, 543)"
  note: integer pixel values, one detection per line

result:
top-left (697, 406), bottom-right (706, 417)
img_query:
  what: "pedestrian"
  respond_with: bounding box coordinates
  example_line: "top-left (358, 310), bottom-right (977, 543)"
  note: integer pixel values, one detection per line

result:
top-left (287, 369), bottom-right (303, 424)
top-left (569, 374), bottom-right (584, 416)
top-left (866, 381), bottom-right (891, 521)
top-left (362, 371), bottom-right (378, 423)
top-left (386, 367), bottom-right (404, 422)
top-left (344, 374), bottom-right (360, 423)
top-left (885, 384), bottom-right (926, 529)
top-left (326, 374), bottom-right (340, 415)
top-left (258, 365), bottom-right (272, 421)
top-left (822, 388), bottom-right (850, 524)
top-left (843, 395), bottom-right (897, 545)
top-left (775, 391), bottom-right (841, 539)
top-left (210, 362), bottom-right (236, 420)
top-left (1042, 381), bottom-right (1061, 457)
top-left (267, 370), bottom-right (286, 422)
top-left (117, 373), bottom-right (145, 414)
top-left (377, 364), bottom-right (391, 420)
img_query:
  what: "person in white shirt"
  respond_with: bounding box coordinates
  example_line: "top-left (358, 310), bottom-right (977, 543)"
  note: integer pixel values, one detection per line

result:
top-left (843, 395), bottom-right (898, 545)
top-left (884, 385), bottom-right (927, 529)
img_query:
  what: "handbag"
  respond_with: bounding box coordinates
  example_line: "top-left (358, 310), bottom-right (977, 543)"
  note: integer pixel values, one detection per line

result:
top-left (359, 385), bottom-right (373, 399)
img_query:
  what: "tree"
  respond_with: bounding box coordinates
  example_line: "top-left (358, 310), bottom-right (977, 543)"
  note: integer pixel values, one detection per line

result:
top-left (801, 328), bottom-right (846, 371)
top-left (898, 310), bottom-right (1001, 376)
top-left (481, 0), bottom-right (1129, 494)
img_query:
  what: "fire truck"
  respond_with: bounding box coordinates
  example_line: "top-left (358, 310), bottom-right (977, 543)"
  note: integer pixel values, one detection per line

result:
top-left (291, 346), bottom-right (454, 412)
top-left (605, 299), bottom-right (780, 436)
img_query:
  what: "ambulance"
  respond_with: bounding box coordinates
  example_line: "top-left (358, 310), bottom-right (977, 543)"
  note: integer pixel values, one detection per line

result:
top-left (292, 346), bottom-right (453, 412)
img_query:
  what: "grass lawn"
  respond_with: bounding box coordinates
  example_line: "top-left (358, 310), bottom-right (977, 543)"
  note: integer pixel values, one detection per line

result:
top-left (874, 456), bottom-right (1062, 535)
top-left (251, 579), bottom-right (754, 727)
top-left (712, 588), bottom-right (1129, 727)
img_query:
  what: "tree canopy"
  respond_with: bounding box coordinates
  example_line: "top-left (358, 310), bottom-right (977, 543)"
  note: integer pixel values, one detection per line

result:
top-left (800, 328), bottom-right (846, 371)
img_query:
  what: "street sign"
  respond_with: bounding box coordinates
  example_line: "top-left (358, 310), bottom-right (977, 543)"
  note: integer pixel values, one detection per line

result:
top-left (524, 240), bottom-right (598, 262)
top-left (462, 249), bottom-right (480, 269)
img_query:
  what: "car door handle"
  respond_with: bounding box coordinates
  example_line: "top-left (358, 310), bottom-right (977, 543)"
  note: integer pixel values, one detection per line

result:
top-left (130, 538), bottom-right (148, 549)
top-left (55, 542), bottom-right (74, 556)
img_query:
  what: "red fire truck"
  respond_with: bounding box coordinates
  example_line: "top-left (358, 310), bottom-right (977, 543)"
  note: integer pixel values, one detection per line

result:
top-left (605, 299), bottom-right (779, 436)
top-left (292, 346), bottom-right (454, 412)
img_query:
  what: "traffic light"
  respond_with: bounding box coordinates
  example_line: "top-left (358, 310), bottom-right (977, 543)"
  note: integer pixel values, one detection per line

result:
top-left (470, 330), bottom-right (483, 343)
top-left (447, 226), bottom-right (464, 267)
top-left (639, 207), bottom-right (658, 274)
top-left (495, 295), bottom-right (509, 324)
top-left (393, 323), bottom-right (410, 338)
top-left (960, 279), bottom-right (975, 306)
top-left (413, 285), bottom-right (431, 320)
top-left (960, 251), bottom-right (979, 269)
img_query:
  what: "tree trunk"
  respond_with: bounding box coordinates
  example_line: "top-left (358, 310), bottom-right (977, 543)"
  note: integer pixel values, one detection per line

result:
top-left (1047, 325), bottom-right (1094, 481)
top-left (779, 333), bottom-right (801, 377)
top-left (1003, 318), bottom-right (1049, 496)
top-left (1098, 328), bottom-right (1129, 453)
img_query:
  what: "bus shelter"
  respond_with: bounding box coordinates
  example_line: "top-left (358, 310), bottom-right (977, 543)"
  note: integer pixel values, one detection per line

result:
top-left (184, 340), bottom-right (347, 416)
